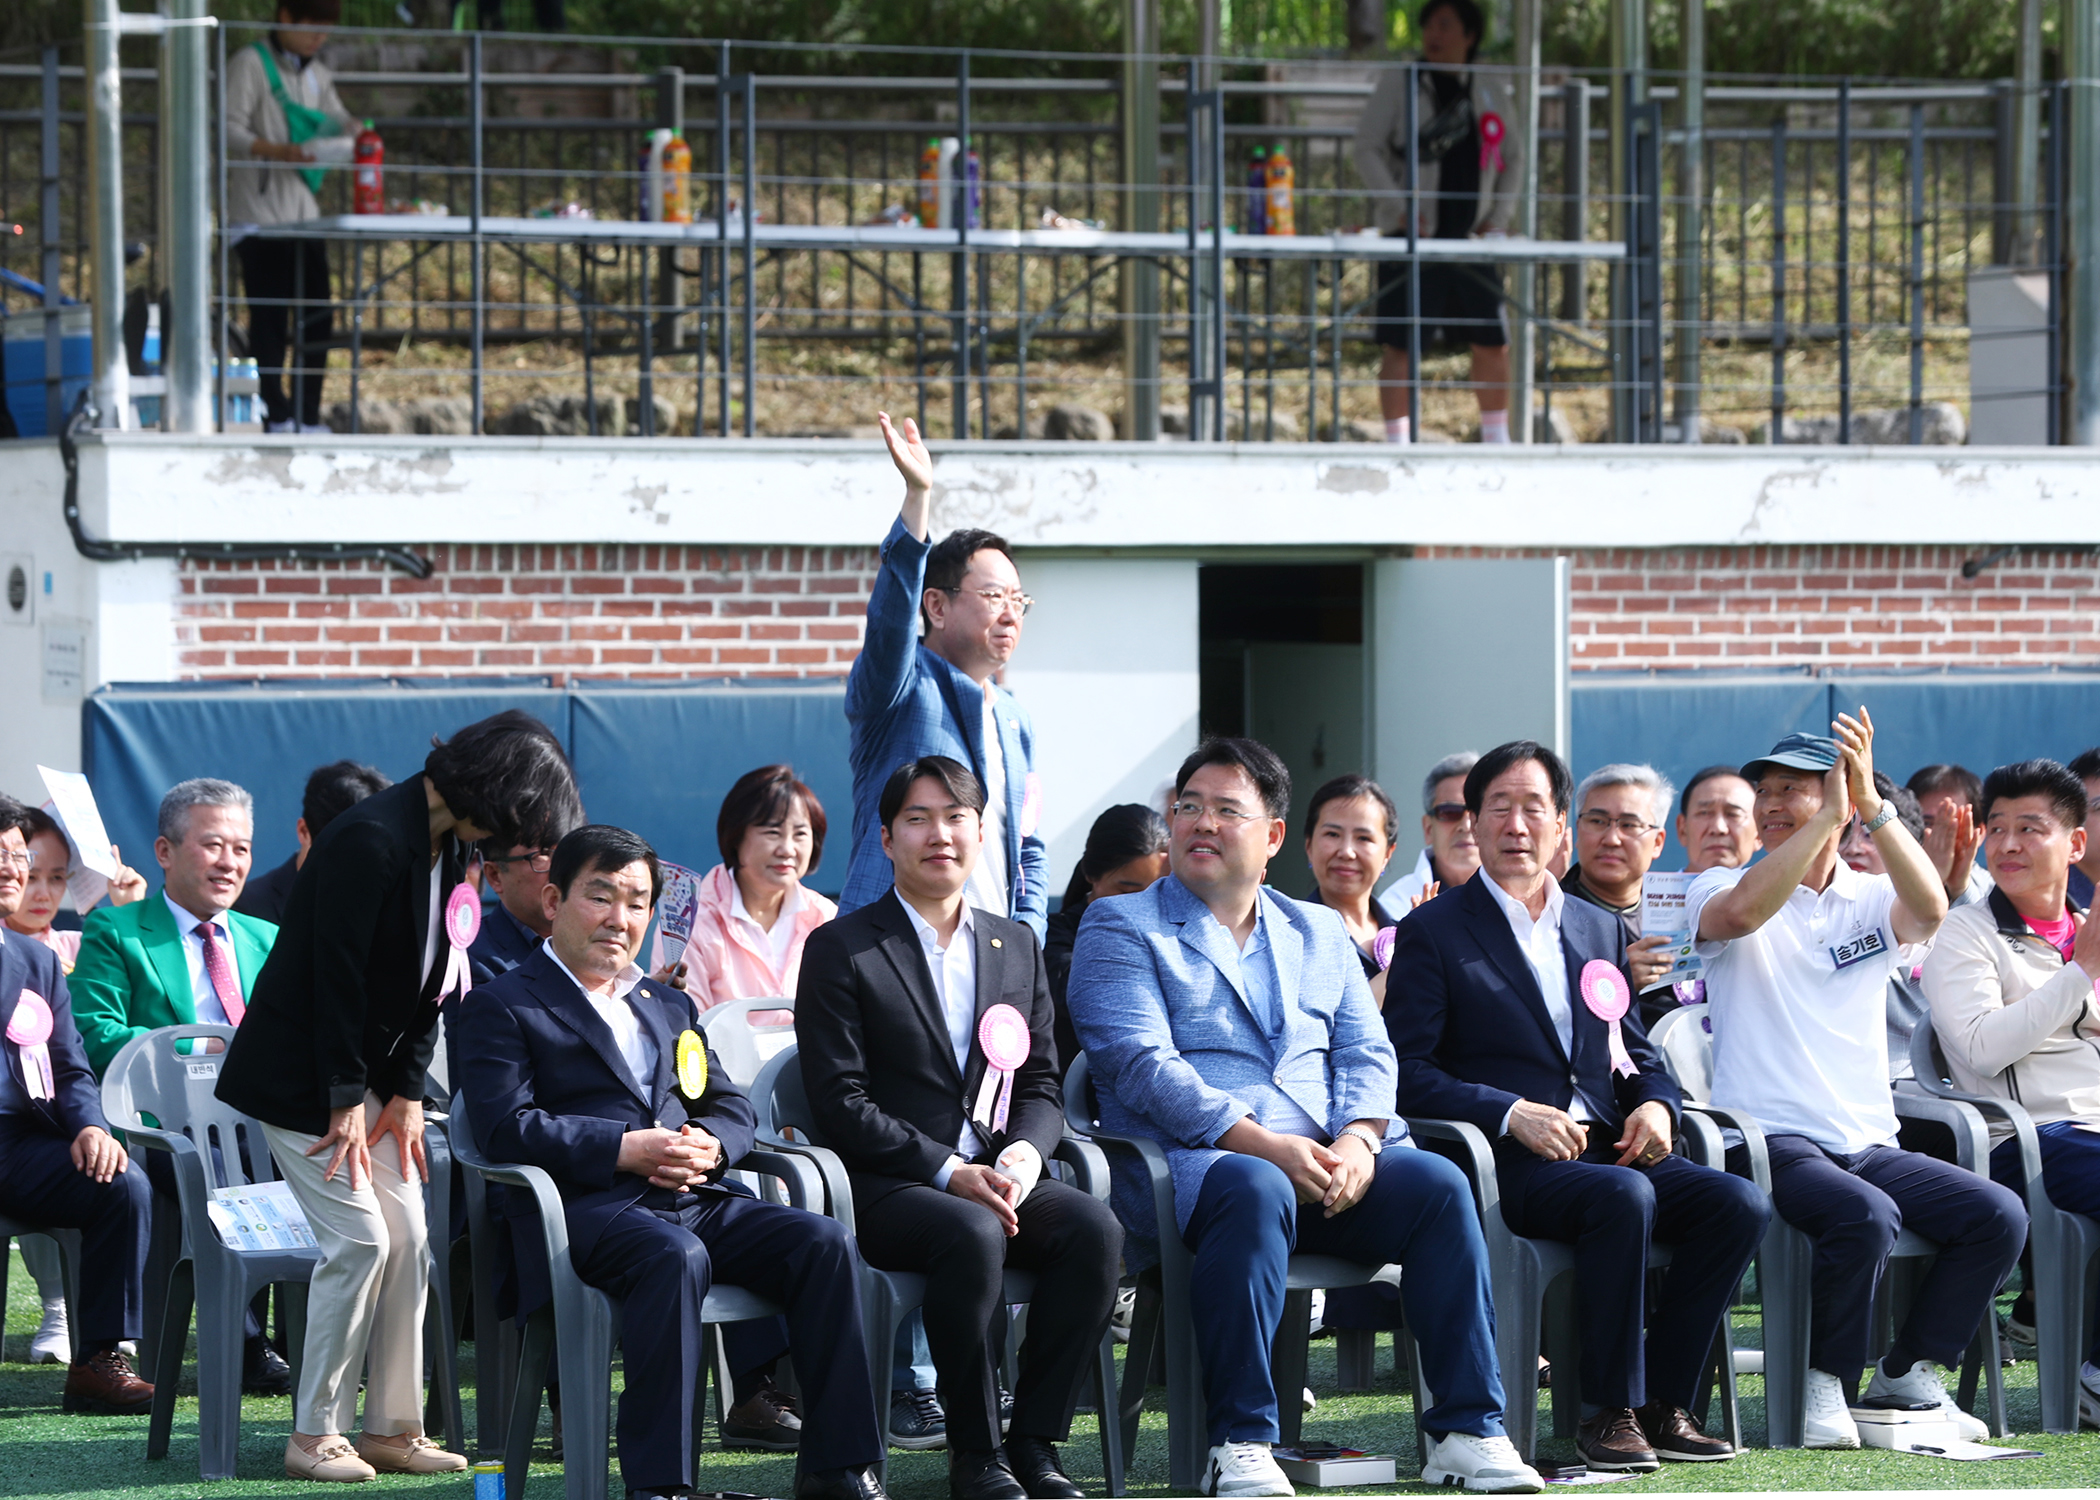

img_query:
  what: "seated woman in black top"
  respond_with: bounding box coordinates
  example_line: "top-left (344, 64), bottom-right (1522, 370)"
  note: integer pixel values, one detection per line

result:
top-left (1041, 803), bottom-right (1167, 1077)
top-left (1304, 775), bottom-right (1403, 1000)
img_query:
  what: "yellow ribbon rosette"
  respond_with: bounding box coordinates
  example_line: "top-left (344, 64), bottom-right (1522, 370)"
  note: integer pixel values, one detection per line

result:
top-left (675, 1029), bottom-right (709, 1102)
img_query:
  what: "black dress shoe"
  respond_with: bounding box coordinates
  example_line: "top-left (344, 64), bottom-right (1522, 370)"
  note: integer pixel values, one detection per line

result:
top-left (795, 1464), bottom-right (890, 1500)
top-left (1006, 1434), bottom-right (1084, 1500)
top-left (949, 1446), bottom-right (1028, 1500)
top-left (890, 1388), bottom-right (948, 1451)
top-left (1634, 1399), bottom-right (1735, 1462)
top-left (242, 1339), bottom-right (293, 1397)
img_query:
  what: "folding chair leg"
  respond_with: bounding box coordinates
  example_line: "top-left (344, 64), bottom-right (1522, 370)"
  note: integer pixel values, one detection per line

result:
top-left (1403, 1333), bottom-right (1433, 1469)
top-left (194, 1277), bottom-right (250, 1481)
top-left (1094, 1330), bottom-right (1125, 1497)
top-left (1270, 1289), bottom-right (1314, 1449)
top-left (506, 1310), bottom-right (557, 1500)
top-left (1335, 1328), bottom-right (1377, 1392)
top-left (147, 1260), bottom-right (196, 1462)
top-left (1118, 1278), bottom-right (1163, 1473)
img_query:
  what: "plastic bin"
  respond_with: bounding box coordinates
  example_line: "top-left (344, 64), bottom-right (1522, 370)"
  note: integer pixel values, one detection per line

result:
top-left (2, 305), bottom-right (92, 438)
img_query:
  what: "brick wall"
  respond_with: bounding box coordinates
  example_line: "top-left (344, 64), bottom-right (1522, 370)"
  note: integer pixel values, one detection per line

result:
top-left (174, 545), bottom-right (878, 680)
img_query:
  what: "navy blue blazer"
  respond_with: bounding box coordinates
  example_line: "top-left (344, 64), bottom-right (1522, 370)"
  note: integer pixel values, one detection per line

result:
top-left (0, 934), bottom-right (109, 1142)
top-left (467, 901), bottom-right (540, 986)
top-left (1385, 873), bottom-right (1680, 1140)
top-left (451, 945), bottom-right (756, 1317)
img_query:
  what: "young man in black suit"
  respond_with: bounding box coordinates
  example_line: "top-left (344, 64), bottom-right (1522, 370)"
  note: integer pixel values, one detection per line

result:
top-left (454, 824), bottom-right (886, 1500)
top-left (797, 757), bottom-right (1122, 1500)
top-left (0, 796), bottom-right (154, 1415)
top-left (1387, 742), bottom-right (1769, 1472)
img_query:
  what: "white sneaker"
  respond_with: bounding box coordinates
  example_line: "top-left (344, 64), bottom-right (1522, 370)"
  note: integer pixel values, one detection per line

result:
top-left (1420, 1431), bottom-right (1545, 1494)
top-left (1861, 1358), bottom-right (1990, 1441)
top-left (2079, 1361), bottom-right (2100, 1430)
top-left (1203, 1442), bottom-right (1295, 1498)
top-left (1802, 1369), bottom-right (1861, 1449)
top-left (1301, 1386), bottom-right (1316, 1414)
top-left (27, 1298), bottom-right (69, 1364)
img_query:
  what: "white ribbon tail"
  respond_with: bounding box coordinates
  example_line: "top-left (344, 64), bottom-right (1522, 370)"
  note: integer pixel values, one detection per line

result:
top-left (1606, 1019), bottom-right (1638, 1078)
top-left (972, 1066), bottom-right (1010, 1132)
top-left (993, 1071), bottom-right (1015, 1135)
top-left (25, 1043), bottom-right (54, 1100)
top-left (437, 945), bottom-right (471, 1006)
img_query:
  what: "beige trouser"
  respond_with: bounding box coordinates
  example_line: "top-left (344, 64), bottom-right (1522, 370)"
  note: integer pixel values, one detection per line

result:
top-left (263, 1092), bottom-right (429, 1438)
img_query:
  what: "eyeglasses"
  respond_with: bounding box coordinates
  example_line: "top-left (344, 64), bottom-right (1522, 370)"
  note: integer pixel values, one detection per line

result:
top-left (945, 586), bottom-right (1035, 618)
top-left (0, 848), bottom-right (32, 872)
top-left (1428, 802), bottom-right (1471, 825)
top-left (486, 849), bottom-right (553, 873)
top-left (1170, 799), bottom-right (1262, 825)
top-left (1579, 813), bottom-right (1659, 837)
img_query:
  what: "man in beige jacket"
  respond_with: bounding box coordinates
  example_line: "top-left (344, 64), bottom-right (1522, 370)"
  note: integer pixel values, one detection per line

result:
top-left (1920, 756), bottom-right (2100, 1425)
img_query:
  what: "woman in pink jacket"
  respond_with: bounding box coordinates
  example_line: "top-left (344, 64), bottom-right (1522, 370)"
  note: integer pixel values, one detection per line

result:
top-left (680, 765), bottom-right (836, 1012)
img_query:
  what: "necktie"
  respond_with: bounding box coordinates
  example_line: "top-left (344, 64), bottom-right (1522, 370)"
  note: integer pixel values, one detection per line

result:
top-left (195, 921), bottom-right (246, 1026)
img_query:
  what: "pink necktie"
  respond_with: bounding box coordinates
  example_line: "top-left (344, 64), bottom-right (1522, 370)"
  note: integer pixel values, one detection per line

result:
top-left (195, 921), bottom-right (246, 1026)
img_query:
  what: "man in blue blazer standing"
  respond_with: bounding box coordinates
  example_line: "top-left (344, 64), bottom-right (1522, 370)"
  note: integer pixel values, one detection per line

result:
top-left (453, 824), bottom-right (885, 1500)
top-left (1070, 739), bottom-right (1537, 1499)
top-left (1388, 742), bottom-right (1769, 1472)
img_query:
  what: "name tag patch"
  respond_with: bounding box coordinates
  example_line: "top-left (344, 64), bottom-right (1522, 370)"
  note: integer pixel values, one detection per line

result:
top-left (186, 1060), bottom-right (218, 1079)
top-left (1830, 929), bottom-right (1889, 970)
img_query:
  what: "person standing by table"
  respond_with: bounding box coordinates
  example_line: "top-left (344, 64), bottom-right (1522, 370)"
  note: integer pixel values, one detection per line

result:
top-left (216, 710), bottom-right (581, 1483)
top-left (225, 0), bottom-right (356, 434)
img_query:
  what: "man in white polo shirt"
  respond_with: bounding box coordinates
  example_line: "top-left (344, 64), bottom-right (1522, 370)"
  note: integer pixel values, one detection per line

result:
top-left (1687, 714), bottom-right (2026, 1450)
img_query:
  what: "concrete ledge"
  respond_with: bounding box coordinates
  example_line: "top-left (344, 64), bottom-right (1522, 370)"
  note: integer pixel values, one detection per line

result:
top-left (73, 433), bottom-right (2100, 550)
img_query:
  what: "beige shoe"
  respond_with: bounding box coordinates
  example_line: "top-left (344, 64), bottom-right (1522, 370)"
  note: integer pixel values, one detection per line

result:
top-left (284, 1437), bottom-right (378, 1483)
top-left (355, 1434), bottom-right (470, 1474)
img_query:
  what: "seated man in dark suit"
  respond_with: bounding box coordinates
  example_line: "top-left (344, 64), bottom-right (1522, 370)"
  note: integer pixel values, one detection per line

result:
top-left (1388, 742), bottom-right (1770, 1472)
top-left (454, 824), bottom-right (885, 1500)
top-left (0, 796), bottom-right (154, 1416)
top-left (798, 757), bottom-right (1124, 1500)
top-left (469, 838), bottom-right (555, 983)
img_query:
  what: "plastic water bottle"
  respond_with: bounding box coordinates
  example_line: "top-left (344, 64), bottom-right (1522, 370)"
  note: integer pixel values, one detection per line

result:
top-left (142, 302), bottom-right (161, 372)
top-left (1246, 147), bottom-right (1268, 235)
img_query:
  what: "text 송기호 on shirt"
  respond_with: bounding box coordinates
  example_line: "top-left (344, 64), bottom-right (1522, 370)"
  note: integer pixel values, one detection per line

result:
top-left (204, 1180), bottom-right (318, 1253)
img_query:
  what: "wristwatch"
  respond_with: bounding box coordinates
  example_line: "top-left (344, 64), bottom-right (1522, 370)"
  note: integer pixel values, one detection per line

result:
top-left (1862, 800), bottom-right (1899, 835)
top-left (1337, 1124), bottom-right (1385, 1156)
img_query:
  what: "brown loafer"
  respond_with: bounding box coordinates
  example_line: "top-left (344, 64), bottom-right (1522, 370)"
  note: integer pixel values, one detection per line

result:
top-left (354, 1433), bottom-right (469, 1474)
top-left (1575, 1407), bottom-right (1660, 1472)
top-left (285, 1437), bottom-right (378, 1483)
top-left (1634, 1400), bottom-right (1735, 1462)
top-left (61, 1347), bottom-right (154, 1415)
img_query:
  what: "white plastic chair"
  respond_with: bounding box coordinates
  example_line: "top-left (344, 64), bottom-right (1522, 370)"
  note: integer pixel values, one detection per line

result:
top-left (696, 996), bottom-right (797, 1089)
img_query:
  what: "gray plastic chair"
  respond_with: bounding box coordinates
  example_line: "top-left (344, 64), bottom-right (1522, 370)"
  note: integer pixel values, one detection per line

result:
top-left (448, 1087), bottom-right (819, 1500)
top-left (1060, 1053), bottom-right (1422, 1492)
top-left (0, 1226), bottom-right (82, 1365)
top-left (1648, 1003), bottom-right (2008, 1445)
top-left (755, 1044), bottom-right (1126, 1496)
top-left (1907, 1017), bottom-right (2100, 1434)
top-left (697, 997), bottom-right (797, 1089)
top-left (419, 1115), bottom-right (467, 1449)
top-left (99, 1023), bottom-right (320, 1481)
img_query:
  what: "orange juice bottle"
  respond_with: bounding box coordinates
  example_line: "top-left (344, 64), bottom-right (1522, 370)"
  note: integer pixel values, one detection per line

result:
top-left (661, 134), bottom-right (692, 223)
top-left (918, 137), bottom-right (943, 228)
top-left (1266, 144), bottom-right (1296, 235)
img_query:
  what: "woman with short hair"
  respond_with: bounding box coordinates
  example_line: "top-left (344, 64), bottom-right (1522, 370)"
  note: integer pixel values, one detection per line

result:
top-left (1304, 773), bottom-right (1402, 986)
top-left (679, 765), bottom-right (836, 1014)
top-left (1043, 804), bottom-right (1169, 1076)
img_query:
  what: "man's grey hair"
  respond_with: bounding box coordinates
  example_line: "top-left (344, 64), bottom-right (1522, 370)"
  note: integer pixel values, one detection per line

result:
top-left (1421, 752), bottom-right (1481, 814)
top-left (158, 778), bottom-right (255, 842)
top-left (1575, 763), bottom-right (1675, 829)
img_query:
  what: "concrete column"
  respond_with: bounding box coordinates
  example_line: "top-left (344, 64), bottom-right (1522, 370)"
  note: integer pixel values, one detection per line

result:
top-left (84, 0), bottom-right (131, 429)
top-left (161, 0), bottom-right (211, 432)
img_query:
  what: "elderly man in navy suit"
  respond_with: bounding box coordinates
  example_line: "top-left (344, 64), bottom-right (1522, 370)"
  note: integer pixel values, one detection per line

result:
top-left (453, 824), bottom-right (885, 1500)
top-left (1388, 742), bottom-right (1769, 1472)
top-left (0, 795), bottom-right (154, 1416)
top-left (1069, 739), bottom-right (1535, 1500)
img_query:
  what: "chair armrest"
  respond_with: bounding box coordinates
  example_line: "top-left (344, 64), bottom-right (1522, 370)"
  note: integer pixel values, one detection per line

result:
top-left (1680, 1102), bottom-right (1770, 1193)
top-left (739, 1147), bottom-right (825, 1215)
top-left (758, 1135), bottom-right (858, 1236)
top-left (1399, 1116), bottom-right (1500, 1221)
top-left (1052, 1133), bottom-right (1112, 1202)
top-left (1676, 1109), bottom-right (1724, 1168)
top-left (1892, 1090), bottom-right (1992, 1174)
top-left (456, 1154), bottom-right (575, 1268)
top-left (1077, 1126), bottom-right (1178, 1259)
top-left (1901, 1084), bottom-right (2039, 1187)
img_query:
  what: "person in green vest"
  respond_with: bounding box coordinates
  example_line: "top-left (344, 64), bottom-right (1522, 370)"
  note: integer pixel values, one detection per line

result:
top-left (70, 777), bottom-right (290, 1396)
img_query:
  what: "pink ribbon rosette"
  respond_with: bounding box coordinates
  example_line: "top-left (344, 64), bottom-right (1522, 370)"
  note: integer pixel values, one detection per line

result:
top-left (1578, 959), bottom-right (1639, 1079)
top-left (7, 989), bottom-right (56, 1100)
top-left (1371, 926), bottom-right (1397, 974)
top-left (971, 1003), bottom-right (1032, 1136)
top-left (1479, 111), bottom-right (1506, 174)
top-left (436, 882), bottom-right (481, 1004)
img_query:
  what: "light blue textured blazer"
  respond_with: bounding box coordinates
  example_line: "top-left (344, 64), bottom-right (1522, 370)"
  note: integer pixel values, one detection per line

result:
top-left (1067, 874), bottom-right (1404, 1268)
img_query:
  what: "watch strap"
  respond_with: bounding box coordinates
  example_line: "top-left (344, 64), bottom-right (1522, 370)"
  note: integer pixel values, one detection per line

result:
top-left (1863, 800), bottom-right (1899, 834)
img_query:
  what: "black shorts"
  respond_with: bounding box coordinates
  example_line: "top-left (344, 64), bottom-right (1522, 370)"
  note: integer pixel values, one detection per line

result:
top-left (1374, 256), bottom-right (1508, 350)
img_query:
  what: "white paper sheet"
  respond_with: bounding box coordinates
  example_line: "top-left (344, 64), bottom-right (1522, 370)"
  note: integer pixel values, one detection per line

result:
top-left (37, 764), bottom-right (118, 913)
top-left (205, 1180), bottom-right (318, 1253)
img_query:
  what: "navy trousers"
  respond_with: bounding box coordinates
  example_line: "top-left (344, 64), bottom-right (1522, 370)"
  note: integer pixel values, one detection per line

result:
top-left (1499, 1143), bottom-right (1768, 1412)
top-left (1182, 1146), bottom-right (1504, 1446)
top-left (575, 1188), bottom-right (882, 1492)
top-left (1989, 1120), bottom-right (2100, 1364)
top-left (0, 1117), bottom-right (150, 1346)
top-left (1761, 1135), bottom-right (2026, 1378)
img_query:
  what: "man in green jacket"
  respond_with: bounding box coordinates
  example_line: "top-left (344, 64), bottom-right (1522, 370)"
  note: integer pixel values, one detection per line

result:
top-left (70, 776), bottom-right (288, 1394)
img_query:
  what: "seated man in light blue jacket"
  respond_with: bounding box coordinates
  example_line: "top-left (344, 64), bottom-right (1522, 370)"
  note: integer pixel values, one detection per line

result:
top-left (1069, 738), bottom-right (1535, 1499)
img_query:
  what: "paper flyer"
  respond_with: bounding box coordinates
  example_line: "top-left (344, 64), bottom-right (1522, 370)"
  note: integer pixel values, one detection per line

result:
top-left (37, 764), bottom-right (119, 914)
top-left (1640, 870), bottom-right (1702, 988)
top-left (205, 1180), bottom-right (318, 1253)
top-left (654, 861), bottom-right (703, 973)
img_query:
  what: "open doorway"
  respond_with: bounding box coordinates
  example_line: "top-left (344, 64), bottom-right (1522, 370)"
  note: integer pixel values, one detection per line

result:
top-left (1198, 563), bottom-right (1366, 896)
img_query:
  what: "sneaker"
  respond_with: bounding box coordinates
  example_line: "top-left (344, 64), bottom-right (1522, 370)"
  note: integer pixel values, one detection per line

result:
top-left (2079, 1362), bottom-right (2100, 1430)
top-left (1202, 1442), bottom-right (1294, 1498)
top-left (1111, 1285), bottom-right (1135, 1345)
top-left (1301, 1387), bottom-right (1316, 1414)
top-left (1861, 1357), bottom-right (1989, 1441)
top-left (1802, 1369), bottom-right (1861, 1450)
top-left (888, 1388), bottom-right (947, 1451)
top-left (1420, 1431), bottom-right (1545, 1493)
top-left (28, 1298), bottom-right (69, 1364)
top-left (1999, 1311), bottom-right (2038, 1362)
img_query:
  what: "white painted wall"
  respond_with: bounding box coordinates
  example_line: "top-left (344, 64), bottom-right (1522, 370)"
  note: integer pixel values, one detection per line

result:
top-left (1001, 556), bottom-right (1201, 899)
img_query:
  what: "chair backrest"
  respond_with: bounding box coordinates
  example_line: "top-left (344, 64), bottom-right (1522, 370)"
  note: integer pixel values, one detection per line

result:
top-left (99, 1024), bottom-right (280, 1190)
top-left (751, 1041), bottom-right (821, 1144)
top-left (1063, 1051), bottom-right (1094, 1136)
top-left (1647, 1003), bottom-right (1713, 1104)
top-left (1909, 1014), bottom-right (1957, 1094)
top-left (698, 996), bottom-right (797, 1088)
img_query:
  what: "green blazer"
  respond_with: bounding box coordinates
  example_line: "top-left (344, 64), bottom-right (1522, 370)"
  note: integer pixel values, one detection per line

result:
top-left (70, 888), bottom-right (278, 1076)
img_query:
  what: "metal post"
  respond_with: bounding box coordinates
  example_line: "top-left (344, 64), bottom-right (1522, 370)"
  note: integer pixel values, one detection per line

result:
top-left (1511, 0), bottom-right (1541, 440)
top-left (161, 0), bottom-right (210, 432)
top-left (1561, 78), bottom-right (1589, 323)
top-left (1770, 116), bottom-right (1787, 443)
top-left (41, 47), bottom-right (63, 436)
top-left (1405, 60), bottom-right (1420, 438)
top-left (214, 19), bottom-right (227, 432)
top-left (2014, 0), bottom-right (2044, 263)
top-left (84, 0), bottom-right (131, 429)
top-left (650, 63), bottom-right (683, 434)
top-left (1908, 102), bottom-right (1926, 444)
top-left (740, 70), bottom-right (756, 437)
top-left (1607, 0), bottom-right (1646, 441)
top-left (1672, 0), bottom-right (1704, 440)
top-left (1837, 77), bottom-right (1850, 443)
top-left (2070, 0), bottom-right (2100, 443)
top-left (716, 41), bottom-right (731, 437)
top-left (469, 31), bottom-right (485, 435)
top-left (951, 53), bottom-right (971, 441)
top-left (2048, 79), bottom-right (2066, 443)
top-left (1119, 0), bottom-right (1161, 440)
top-left (1210, 89), bottom-right (1226, 440)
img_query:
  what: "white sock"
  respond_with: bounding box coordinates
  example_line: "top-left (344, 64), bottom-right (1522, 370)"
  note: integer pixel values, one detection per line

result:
top-left (1480, 409), bottom-right (1511, 443)
top-left (1384, 417), bottom-right (1410, 444)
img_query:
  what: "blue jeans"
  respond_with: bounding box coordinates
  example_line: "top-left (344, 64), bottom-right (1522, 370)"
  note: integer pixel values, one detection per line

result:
top-left (1181, 1146), bottom-right (1504, 1445)
top-left (1989, 1120), bottom-right (2100, 1365)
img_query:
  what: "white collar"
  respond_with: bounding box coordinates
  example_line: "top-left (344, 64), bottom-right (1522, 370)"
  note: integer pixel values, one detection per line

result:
top-left (165, 888), bottom-right (227, 937)
top-left (900, 894), bottom-right (974, 953)
top-left (541, 940), bottom-right (645, 1003)
top-left (730, 877), bottom-right (803, 932)
top-left (1480, 867), bottom-right (1564, 932)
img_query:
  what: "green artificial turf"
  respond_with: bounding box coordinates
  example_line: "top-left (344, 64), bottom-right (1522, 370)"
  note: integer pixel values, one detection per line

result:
top-left (2, 1246), bottom-right (2090, 1499)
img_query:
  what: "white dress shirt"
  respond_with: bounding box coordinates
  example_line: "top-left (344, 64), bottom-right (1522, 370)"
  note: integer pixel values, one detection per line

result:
top-left (544, 941), bottom-right (657, 1096)
top-left (902, 898), bottom-right (985, 1177)
top-left (964, 689), bottom-right (1011, 919)
top-left (166, 891), bottom-right (238, 1026)
top-left (731, 881), bottom-right (804, 972)
top-left (1477, 869), bottom-right (1593, 1129)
